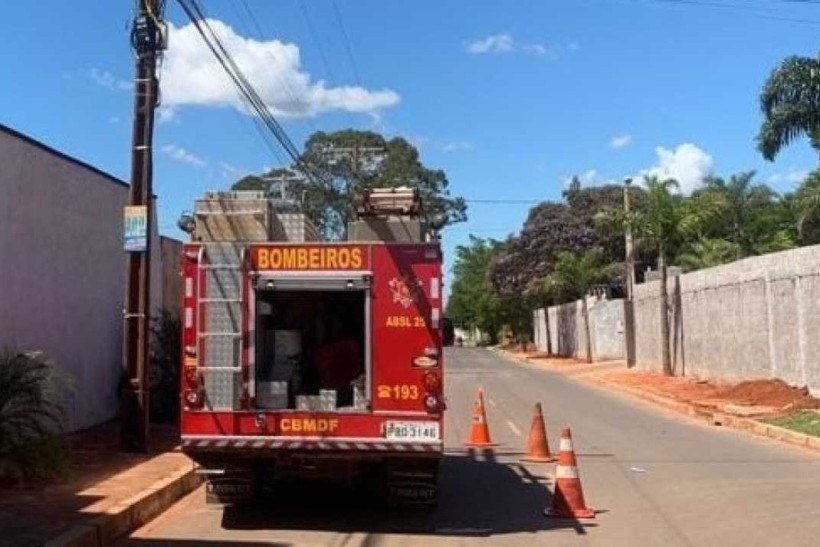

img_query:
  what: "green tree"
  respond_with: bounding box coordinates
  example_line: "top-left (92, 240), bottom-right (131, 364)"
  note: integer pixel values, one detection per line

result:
top-left (793, 169), bottom-right (820, 244)
top-left (531, 249), bottom-right (617, 363)
top-left (231, 167), bottom-right (300, 195)
top-left (603, 176), bottom-right (718, 375)
top-left (563, 179), bottom-right (649, 267)
top-left (677, 238), bottom-right (742, 271)
top-left (301, 130), bottom-right (466, 239)
top-left (757, 55), bottom-right (820, 161)
top-left (231, 130), bottom-right (467, 240)
top-left (692, 172), bottom-right (794, 257)
top-left (446, 236), bottom-right (505, 344)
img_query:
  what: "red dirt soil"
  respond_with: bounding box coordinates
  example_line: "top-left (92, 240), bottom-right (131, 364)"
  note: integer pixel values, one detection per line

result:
top-left (508, 349), bottom-right (820, 411)
top-left (714, 379), bottom-right (820, 410)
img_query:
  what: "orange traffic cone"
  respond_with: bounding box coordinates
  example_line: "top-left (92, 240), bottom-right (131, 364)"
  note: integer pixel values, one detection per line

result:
top-left (464, 388), bottom-right (495, 447)
top-left (545, 427), bottom-right (594, 519)
top-left (522, 403), bottom-right (553, 462)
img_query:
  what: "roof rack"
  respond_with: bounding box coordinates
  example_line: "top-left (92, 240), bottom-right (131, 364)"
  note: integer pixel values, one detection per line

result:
top-left (354, 187), bottom-right (420, 218)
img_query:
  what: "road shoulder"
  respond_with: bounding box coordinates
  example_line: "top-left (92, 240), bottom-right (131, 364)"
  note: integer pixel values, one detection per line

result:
top-left (493, 348), bottom-right (820, 456)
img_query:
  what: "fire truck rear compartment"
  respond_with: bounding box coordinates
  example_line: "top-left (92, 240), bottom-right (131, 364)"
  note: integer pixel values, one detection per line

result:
top-left (255, 288), bottom-right (366, 410)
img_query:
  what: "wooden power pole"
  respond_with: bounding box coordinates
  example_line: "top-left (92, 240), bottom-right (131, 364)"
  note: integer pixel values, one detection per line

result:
top-left (121, 0), bottom-right (166, 452)
top-left (623, 178), bottom-right (637, 368)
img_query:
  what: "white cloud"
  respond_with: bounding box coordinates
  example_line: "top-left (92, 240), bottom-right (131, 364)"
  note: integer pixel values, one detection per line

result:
top-left (639, 143), bottom-right (713, 194)
top-left (466, 33), bottom-right (515, 54)
top-left (88, 68), bottom-right (130, 90)
top-left (219, 162), bottom-right (248, 178)
top-left (609, 134), bottom-right (632, 149)
top-left (466, 33), bottom-right (552, 56)
top-left (562, 169), bottom-right (618, 188)
top-left (767, 168), bottom-right (810, 186)
top-left (522, 44), bottom-right (553, 56)
top-left (442, 141), bottom-right (474, 152)
top-left (161, 144), bottom-right (207, 167)
top-left (160, 20), bottom-right (400, 119)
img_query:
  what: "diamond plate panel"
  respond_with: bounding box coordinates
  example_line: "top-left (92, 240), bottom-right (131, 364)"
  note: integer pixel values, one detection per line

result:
top-left (205, 302), bottom-right (241, 333)
top-left (203, 369), bottom-right (241, 410)
top-left (206, 269), bottom-right (241, 299)
top-left (202, 336), bottom-right (240, 368)
top-left (205, 242), bottom-right (244, 265)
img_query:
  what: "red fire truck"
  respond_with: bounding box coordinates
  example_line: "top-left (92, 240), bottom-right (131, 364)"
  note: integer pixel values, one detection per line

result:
top-left (178, 188), bottom-right (444, 505)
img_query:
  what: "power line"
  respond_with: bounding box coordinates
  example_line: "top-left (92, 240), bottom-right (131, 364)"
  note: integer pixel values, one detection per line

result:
top-left (297, 0), bottom-right (337, 84)
top-left (639, 0), bottom-right (820, 24)
top-left (331, 0), bottom-right (363, 86)
top-left (465, 199), bottom-right (542, 204)
top-left (175, 0), bottom-right (323, 184)
top-left (234, 0), bottom-right (318, 129)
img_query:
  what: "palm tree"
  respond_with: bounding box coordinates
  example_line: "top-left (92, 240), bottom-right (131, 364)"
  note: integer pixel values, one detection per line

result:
top-left (793, 169), bottom-right (820, 243)
top-left (678, 238), bottom-right (742, 272)
top-left (696, 172), bottom-right (779, 256)
top-left (532, 249), bottom-right (615, 363)
top-left (757, 55), bottom-right (820, 161)
top-left (633, 176), bottom-right (725, 375)
top-left (596, 176), bottom-right (719, 374)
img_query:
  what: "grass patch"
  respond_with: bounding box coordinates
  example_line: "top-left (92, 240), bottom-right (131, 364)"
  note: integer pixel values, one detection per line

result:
top-left (764, 410), bottom-right (820, 437)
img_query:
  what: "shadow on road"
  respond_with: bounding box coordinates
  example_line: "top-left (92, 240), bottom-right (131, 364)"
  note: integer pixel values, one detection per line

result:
top-left (210, 450), bottom-right (597, 539)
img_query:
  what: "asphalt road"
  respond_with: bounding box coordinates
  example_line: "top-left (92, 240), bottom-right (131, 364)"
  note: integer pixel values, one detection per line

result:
top-left (121, 347), bottom-right (820, 546)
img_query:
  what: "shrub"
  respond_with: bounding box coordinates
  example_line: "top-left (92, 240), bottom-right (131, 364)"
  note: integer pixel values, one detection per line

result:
top-left (149, 309), bottom-right (181, 423)
top-left (0, 351), bottom-right (70, 483)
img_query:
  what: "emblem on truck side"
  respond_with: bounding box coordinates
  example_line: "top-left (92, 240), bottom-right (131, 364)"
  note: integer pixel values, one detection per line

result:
top-left (389, 276), bottom-right (420, 308)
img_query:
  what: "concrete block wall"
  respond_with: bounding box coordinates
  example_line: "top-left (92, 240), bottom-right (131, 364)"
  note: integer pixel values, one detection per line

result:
top-left (535, 297), bottom-right (624, 362)
top-left (632, 245), bottom-right (820, 395)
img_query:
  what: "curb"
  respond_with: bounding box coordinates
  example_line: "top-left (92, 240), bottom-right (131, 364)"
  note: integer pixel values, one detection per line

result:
top-left (43, 462), bottom-right (202, 547)
top-left (495, 349), bottom-right (820, 455)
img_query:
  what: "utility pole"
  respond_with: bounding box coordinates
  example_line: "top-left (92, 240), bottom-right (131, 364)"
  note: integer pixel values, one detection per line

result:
top-left (121, 0), bottom-right (166, 452)
top-left (623, 177), bottom-right (637, 368)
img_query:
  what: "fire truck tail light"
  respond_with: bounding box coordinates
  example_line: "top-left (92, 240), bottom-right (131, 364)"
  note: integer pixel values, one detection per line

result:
top-left (424, 347), bottom-right (439, 357)
top-left (412, 356), bottom-right (438, 368)
top-left (184, 389), bottom-right (204, 409)
top-left (184, 345), bottom-right (197, 357)
top-left (424, 392), bottom-right (442, 413)
top-left (184, 367), bottom-right (199, 387)
top-left (424, 371), bottom-right (441, 390)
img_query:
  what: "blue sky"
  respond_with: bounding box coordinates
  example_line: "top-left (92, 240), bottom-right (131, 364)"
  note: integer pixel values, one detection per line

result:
top-left (2, 1), bottom-right (819, 289)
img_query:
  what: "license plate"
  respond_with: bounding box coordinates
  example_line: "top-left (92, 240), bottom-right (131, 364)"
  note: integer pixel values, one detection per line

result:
top-left (384, 421), bottom-right (440, 441)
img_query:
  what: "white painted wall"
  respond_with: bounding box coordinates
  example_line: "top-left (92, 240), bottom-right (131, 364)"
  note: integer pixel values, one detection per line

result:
top-left (0, 126), bottom-right (164, 431)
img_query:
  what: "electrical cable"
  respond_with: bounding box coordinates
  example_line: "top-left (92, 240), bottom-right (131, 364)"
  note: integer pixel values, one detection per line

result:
top-left (297, 0), bottom-right (338, 84)
top-left (176, 0), bottom-right (323, 184)
top-left (234, 0), bottom-right (320, 131)
top-left (331, 0), bottom-right (363, 86)
top-left (637, 0), bottom-right (820, 24)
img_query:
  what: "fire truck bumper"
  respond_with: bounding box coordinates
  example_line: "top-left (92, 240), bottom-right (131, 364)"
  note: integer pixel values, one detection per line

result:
top-left (181, 435), bottom-right (443, 455)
